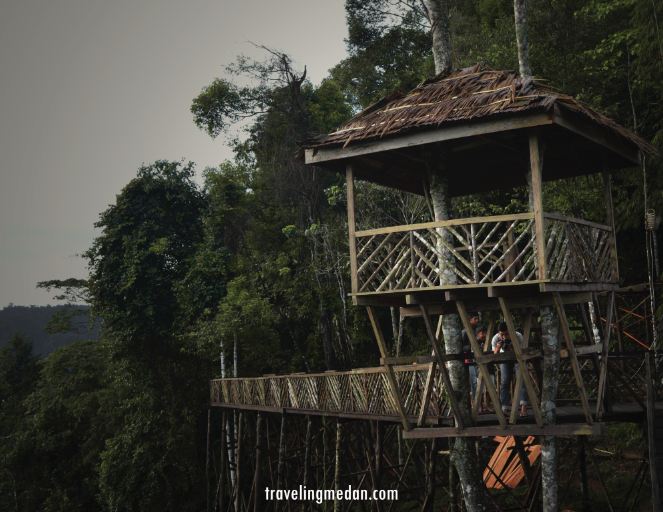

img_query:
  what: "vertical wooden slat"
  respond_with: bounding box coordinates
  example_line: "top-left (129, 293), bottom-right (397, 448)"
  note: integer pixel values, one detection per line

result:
top-left (470, 223), bottom-right (479, 283)
top-left (206, 408), bottom-right (211, 512)
top-left (218, 410), bottom-right (227, 512)
top-left (235, 411), bottom-right (243, 512)
top-left (457, 301), bottom-right (506, 426)
top-left (528, 134), bottom-right (547, 281)
top-left (366, 306), bottom-right (410, 430)
top-left (602, 171), bottom-right (620, 282)
top-left (254, 413), bottom-right (264, 512)
top-left (333, 419), bottom-right (342, 512)
top-left (552, 293), bottom-right (593, 424)
top-left (346, 165), bottom-right (358, 295)
top-left (498, 297), bottom-right (544, 427)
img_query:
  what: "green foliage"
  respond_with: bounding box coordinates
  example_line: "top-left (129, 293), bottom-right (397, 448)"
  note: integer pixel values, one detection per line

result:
top-left (1, 341), bottom-right (112, 511)
top-left (5, 4), bottom-right (662, 510)
top-left (191, 79), bottom-right (254, 137)
top-left (36, 278), bottom-right (89, 304)
top-left (86, 160), bottom-right (205, 348)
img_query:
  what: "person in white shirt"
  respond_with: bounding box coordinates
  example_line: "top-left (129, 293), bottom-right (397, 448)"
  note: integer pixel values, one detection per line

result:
top-left (491, 322), bottom-right (527, 416)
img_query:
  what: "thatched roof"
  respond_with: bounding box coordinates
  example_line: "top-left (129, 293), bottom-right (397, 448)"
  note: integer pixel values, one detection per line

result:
top-left (308, 65), bottom-right (651, 153)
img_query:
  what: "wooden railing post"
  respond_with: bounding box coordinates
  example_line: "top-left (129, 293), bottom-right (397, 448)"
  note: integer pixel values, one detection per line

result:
top-left (528, 134), bottom-right (547, 281)
top-left (346, 164), bottom-right (359, 295)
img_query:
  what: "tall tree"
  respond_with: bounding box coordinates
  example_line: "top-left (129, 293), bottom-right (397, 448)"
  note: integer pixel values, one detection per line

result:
top-left (421, 1), bottom-right (491, 510)
top-left (85, 160), bottom-right (210, 512)
top-left (513, 0), bottom-right (531, 76)
top-left (513, 1), bottom-right (561, 508)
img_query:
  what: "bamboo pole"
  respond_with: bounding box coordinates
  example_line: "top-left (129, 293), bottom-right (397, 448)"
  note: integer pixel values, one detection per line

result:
top-left (235, 412), bottom-right (243, 512)
top-left (254, 413), bottom-right (264, 512)
top-left (334, 419), bottom-right (342, 512)
top-left (206, 408), bottom-right (211, 512)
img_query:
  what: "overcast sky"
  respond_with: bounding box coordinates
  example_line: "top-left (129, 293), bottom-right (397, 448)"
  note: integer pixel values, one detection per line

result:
top-left (0, 0), bottom-right (348, 306)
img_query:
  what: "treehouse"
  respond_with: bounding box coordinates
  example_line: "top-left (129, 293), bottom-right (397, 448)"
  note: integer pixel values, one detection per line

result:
top-left (304, 65), bottom-right (649, 302)
top-left (209, 65), bottom-right (662, 508)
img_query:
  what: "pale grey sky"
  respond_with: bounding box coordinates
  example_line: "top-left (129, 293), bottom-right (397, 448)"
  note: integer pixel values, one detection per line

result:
top-left (0, 0), bottom-right (348, 306)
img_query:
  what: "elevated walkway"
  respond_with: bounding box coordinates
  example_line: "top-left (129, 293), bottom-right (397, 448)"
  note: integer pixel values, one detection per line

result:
top-left (210, 351), bottom-right (656, 437)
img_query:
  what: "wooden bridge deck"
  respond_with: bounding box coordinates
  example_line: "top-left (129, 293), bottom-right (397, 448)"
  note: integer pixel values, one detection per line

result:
top-left (210, 352), bottom-right (655, 436)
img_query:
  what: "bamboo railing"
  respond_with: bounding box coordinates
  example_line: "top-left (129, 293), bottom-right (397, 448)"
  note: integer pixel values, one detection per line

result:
top-left (210, 365), bottom-right (451, 422)
top-left (210, 353), bottom-right (649, 425)
top-left (350, 212), bottom-right (618, 294)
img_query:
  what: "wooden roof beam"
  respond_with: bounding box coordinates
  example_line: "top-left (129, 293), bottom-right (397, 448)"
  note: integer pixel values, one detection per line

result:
top-left (304, 112), bottom-right (554, 165)
top-left (552, 106), bottom-right (641, 165)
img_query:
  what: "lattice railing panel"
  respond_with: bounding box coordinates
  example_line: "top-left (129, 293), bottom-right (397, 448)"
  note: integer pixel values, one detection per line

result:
top-left (211, 353), bottom-right (650, 423)
top-left (544, 214), bottom-right (618, 284)
top-left (354, 214), bottom-right (537, 293)
top-left (211, 366), bottom-right (449, 420)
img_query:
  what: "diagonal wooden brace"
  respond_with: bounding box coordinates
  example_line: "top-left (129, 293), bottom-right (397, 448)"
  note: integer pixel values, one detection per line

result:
top-left (456, 301), bottom-right (507, 427)
top-left (595, 291), bottom-right (615, 419)
top-left (553, 292), bottom-right (593, 424)
top-left (498, 297), bottom-right (544, 427)
top-left (366, 307), bottom-right (411, 431)
top-left (509, 311), bottom-right (533, 424)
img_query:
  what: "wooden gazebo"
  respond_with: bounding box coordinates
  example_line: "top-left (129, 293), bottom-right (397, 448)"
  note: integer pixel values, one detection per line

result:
top-left (209, 65), bottom-right (661, 509)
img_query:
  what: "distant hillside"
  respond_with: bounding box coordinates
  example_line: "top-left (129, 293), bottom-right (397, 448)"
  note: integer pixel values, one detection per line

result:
top-left (0, 305), bottom-right (101, 357)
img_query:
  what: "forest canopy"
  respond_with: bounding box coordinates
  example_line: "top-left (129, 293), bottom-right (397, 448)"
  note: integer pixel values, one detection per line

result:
top-left (1, 0), bottom-right (661, 510)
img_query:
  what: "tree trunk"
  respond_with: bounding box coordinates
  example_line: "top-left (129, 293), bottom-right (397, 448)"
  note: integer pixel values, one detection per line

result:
top-left (513, 0), bottom-right (531, 77)
top-left (540, 305), bottom-right (560, 512)
top-left (422, 0), bottom-right (452, 75)
top-left (430, 158), bottom-right (488, 512)
top-left (422, 4), bottom-right (490, 508)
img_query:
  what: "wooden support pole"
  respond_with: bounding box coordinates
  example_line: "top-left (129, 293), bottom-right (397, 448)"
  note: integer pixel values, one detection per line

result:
top-left (528, 134), bottom-right (547, 280)
top-left (553, 293), bottom-right (593, 424)
top-left (510, 312), bottom-right (533, 424)
top-left (254, 413), bottom-right (264, 512)
top-left (374, 421), bottom-right (383, 493)
top-left (235, 412), bottom-right (243, 512)
top-left (218, 410), bottom-right (227, 512)
top-left (498, 297), bottom-right (544, 426)
top-left (346, 164), bottom-right (359, 295)
top-left (366, 306), bottom-right (410, 431)
top-left (334, 419), bottom-right (342, 512)
top-left (456, 300), bottom-right (506, 426)
top-left (303, 416), bottom-right (312, 494)
top-left (276, 413), bottom-right (286, 492)
top-left (513, 436), bottom-right (533, 485)
top-left (578, 436), bottom-right (590, 512)
top-left (206, 408), bottom-right (211, 512)
top-left (419, 304), bottom-right (465, 430)
top-left (596, 292), bottom-right (615, 418)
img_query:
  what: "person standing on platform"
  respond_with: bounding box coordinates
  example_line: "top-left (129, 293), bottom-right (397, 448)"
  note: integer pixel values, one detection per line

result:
top-left (491, 322), bottom-right (527, 416)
